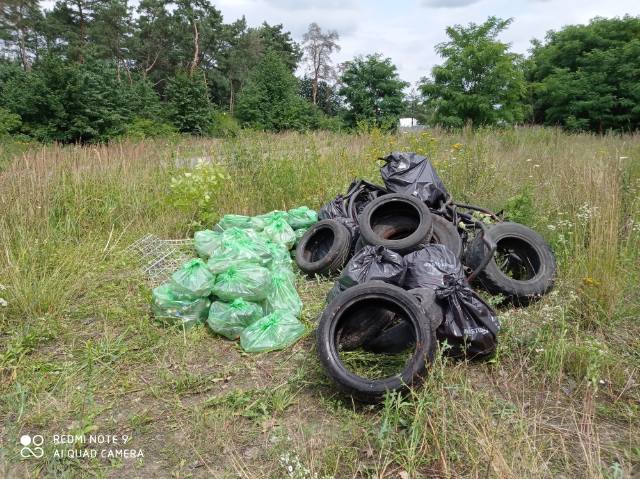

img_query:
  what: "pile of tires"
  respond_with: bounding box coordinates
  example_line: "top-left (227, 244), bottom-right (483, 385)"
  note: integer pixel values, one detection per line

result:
top-left (297, 152), bottom-right (557, 403)
top-left (297, 192), bottom-right (463, 274)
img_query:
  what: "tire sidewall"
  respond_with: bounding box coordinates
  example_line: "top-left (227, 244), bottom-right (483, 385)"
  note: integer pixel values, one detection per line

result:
top-left (317, 283), bottom-right (433, 402)
top-left (358, 194), bottom-right (433, 255)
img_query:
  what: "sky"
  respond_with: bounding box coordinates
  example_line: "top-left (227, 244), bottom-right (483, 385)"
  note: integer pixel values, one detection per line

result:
top-left (40, 0), bottom-right (640, 87)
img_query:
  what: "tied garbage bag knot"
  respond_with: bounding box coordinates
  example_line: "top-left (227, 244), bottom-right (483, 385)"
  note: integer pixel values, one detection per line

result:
top-left (435, 275), bottom-right (470, 300)
top-left (207, 298), bottom-right (263, 340)
top-left (263, 217), bottom-right (296, 249)
top-left (326, 245), bottom-right (406, 303)
top-left (170, 258), bottom-right (216, 297)
top-left (260, 315), bottom-right (278, 331)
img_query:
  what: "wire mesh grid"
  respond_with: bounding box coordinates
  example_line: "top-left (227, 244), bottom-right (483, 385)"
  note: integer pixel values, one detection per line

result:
top-left (125, 234), bottom-right (195, 288)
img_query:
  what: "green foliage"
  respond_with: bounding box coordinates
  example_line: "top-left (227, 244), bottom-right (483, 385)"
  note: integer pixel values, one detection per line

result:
top-left (0, 57), bottom-right (137, 142)
top-left (420, 17), bottom-right (528, 128)
top-left (165, 71), bottom-right (213, 135)
top-left (503, 186), bottom-right (536, 226)
top-left (236, 52), bottom-right (314, 131)
top-left (339, 54), bottom-right (408, 129)
top-left (208, 111), bottom-right (240, 138)
top-left (528, 16), bottom-right (640, 132)
top-left (124, 118), bottom-right (177, 139)
top-left (168, 162), bottom-right (229, 226)
top-left (299, 77), bottom-right (341, 116)
top-left (315, 113), bottom-right (344, 132)
top-left (0, 108), bottom-right (21, 136)
top-left (257, 22), bottom-right (302, 72)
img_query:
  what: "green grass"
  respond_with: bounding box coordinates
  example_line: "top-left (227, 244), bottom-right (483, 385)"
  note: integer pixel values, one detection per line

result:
top-left (339, 348), bottom-right (414, 380)
top-left (0, 128), bottom-right (639, 478)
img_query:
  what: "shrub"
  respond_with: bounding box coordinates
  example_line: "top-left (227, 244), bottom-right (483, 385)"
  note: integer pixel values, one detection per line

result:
top-left (0, 108), bottom-right (21, 136)
top-left (503, 186), bottom-right (535, 226)
top-left (168, 162), bottom-right (229, 226)
top-left (124, 118), bottom-right (178, 139)
top-left (316, 113), bottom-right (344, 132)
top-left (208, 111), bottom-right (240, 138)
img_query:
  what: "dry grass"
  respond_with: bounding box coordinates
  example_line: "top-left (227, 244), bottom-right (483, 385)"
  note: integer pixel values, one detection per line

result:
top-left (0, 128), bottom-right (638, 478)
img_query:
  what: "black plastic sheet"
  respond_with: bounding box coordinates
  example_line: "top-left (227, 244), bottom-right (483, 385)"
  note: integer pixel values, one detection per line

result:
top-left (381, 152), bottom-right (449, 208)
top-left (403, 244), bottom-right (499, 358)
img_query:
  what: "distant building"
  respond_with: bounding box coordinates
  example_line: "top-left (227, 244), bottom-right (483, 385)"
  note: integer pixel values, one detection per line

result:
top-left (398, 117), bottom-right (426, 133)
top-left (399, 117), bottom-right (419, 127)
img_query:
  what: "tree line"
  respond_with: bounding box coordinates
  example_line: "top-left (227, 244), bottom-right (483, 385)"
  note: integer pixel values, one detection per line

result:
top-left (0, 2), bottom-right (638, 142)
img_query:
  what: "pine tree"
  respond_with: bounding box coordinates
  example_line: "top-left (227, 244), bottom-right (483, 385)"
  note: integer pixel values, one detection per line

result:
top-left (236, 51), bottom-right (314, 131)
top-left (165, 70), bottom-right (212, 134)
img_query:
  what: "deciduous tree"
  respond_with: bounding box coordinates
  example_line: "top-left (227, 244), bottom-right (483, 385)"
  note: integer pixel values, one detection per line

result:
top-left (419, 17), bottom-right (527, 128)
top-left (339, 53), bottom-right (407, 128)
top-left (528, 16), bottom-right (640, 132)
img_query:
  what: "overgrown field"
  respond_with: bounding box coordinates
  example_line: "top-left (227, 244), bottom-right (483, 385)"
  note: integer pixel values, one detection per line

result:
top-left (1, 128), bottom-right (639, 478)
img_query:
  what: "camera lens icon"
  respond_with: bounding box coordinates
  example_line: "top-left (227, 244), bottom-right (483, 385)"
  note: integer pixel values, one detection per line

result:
top-left (20, 434), bottom-right (44, 458)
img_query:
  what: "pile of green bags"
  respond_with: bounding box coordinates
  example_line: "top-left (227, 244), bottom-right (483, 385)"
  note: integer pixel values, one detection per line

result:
top-left (151, 206), bottom-right (317, 353)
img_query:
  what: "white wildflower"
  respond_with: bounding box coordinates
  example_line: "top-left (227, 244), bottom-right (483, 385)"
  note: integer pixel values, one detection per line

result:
top-left (547, 224), bottom-right (557, 231)
top-left (0, 298), bottom-right (7, 307)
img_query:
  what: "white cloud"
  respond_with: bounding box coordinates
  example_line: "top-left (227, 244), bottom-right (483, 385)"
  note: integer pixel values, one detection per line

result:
top-left (261, 0), bottom-right (357, 10)
top-left (422, 0), bottom-right (483, 8)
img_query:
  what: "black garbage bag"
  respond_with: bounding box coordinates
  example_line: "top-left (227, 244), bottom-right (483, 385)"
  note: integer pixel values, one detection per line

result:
top-left (326, 245), bottom-right (405, 303)
top-left (319, 180), bottom-right (387, 221)
top-left (403, 244), bottom-right (499, 359)
top-left (381, 152), bottom-right (449, 208)
top-left (333, 216), bottom-right (360, 253)
top-left (319, 195), bottom-right (348, 220)
top-left (403, 244), bottom-right (463, 290)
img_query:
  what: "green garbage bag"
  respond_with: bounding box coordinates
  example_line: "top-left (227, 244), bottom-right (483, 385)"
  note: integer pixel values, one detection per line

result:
top-left (171, 258), bottom-right (216, 297)
top-left (152, 283), bottom-right (210, 329)
top-left (293, 227), bottom-right (307, 247)
top-left (255, 210), bottom-right (289, 225)
top-left (264, 268), bottom-right (302, 316)
top-left (287, 206), bottom-right (318, 230)
top-left (207, 228), bottom-right (272, 273)
top-left (212, 263), bottom-right (272, 301)
top-left (249, 210), bottom-right (290, 232)
top-left (265, 240), bottom-right (292, 267)
top-left (263, 218), bottom-right (296, 250)
top-left (194, 229), bottom-right (222, 259)
top-left (240, 310), bottom-right (306, 353)
top-left (207, 298), bottom-right (263, 340)
top-left (216, 214), bottom-right (254, 231)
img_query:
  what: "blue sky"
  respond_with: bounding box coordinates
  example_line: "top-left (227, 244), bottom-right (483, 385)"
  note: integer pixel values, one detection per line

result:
top-left (40, 0), bottom-right (640, 86)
